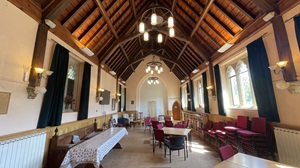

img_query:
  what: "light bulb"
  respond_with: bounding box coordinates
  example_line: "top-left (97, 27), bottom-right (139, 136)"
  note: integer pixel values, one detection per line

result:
top-left (151, 13), bottom-right (157, 25)
top-left (151, 70), bottom-right (153, 74)
top-left (157, 80), bottom-right (159, 84)
top-left (139, 22), bottom-right (145, 33)
top-left (276, 61), bottom-right (288, 68)
top-left (168, 16), bottom-right (174, 28)
top-left (158, 70), bottom-right (161, 74)
top-left (144, 32), bottom-right (149, 41)
top-left (155, 65), bottom-right (158, 70)
top-left (148, 80), bottom-right (150, 84)
top-left (160, 67), bottom-right (163, 72)
top-left (169, 27), bottom-right (175, 37)
top-left (146, 69), bottom-right (148, 73)
top-left (157, 33), bottom-right (163, 43)
top-left (151, 80), bottom-right (153, 83)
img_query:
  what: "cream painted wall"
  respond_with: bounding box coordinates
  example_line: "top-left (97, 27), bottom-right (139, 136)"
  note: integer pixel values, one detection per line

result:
top-left (0, 2), bottom-right (117, 136)
top-left (0, 2), bottom-right (40, 135)
top-left (126, 55), bottom-right (180, 115)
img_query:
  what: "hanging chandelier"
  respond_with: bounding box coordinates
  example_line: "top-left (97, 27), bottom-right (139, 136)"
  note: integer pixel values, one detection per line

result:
top-left (139, 5), bottom-right (175, 43)
top-left (148, 76), bottom-right (159, 85)
top-left (146, 56), bottom-right (163, 74)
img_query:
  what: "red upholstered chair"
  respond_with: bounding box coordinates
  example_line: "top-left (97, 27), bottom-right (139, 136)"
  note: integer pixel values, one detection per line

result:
top-left (157, 123), bottom-right (163, 130)
top-left (184, 119), bottom-right (190, 128)
top-left (174, 123), bottom-right (185, 128)
top-left (217, 121), bottom-right (236, 147)
top-left (199, 120), bottom-right (213, 140)
top-left (219, 145), bottom-right (235, 161)
top-left (224, 116), bottom-right (249, 150)
top-left (151, 117), bottom-right (157, 121)
top-left (164, 116), bottom-right (171, 121)
top-left (153, 129), bottom-right (165, 153)
top-left (151, 120), bottom-right (159, 130)
top-left (144, 117), bottom-right (152, 132)
top-left (165, 120), bottom-right (174, 127)
top-left (237, 117), bottom-right (272, 158)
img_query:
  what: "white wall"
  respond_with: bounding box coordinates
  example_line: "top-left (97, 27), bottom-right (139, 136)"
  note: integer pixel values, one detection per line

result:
top-left (126, 55), bottom-right (180, 114)
top-left (0, 2), bottom-right (39, 135)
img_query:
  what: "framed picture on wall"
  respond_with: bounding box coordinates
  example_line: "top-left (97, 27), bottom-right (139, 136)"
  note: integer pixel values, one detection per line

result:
top-left (112, 98), bottom-right (116, 110)
top-left (131, 100), bottom-right (134, 104)
top-left (0, 92), bottom-right (11, 114)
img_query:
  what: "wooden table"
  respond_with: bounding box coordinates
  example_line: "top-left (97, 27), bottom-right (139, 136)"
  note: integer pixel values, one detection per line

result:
top-left (161, 127), bottom-right (191, 157)
top-left (60, 127), bottom-right (128, 168)
top-left (130, 120), bottom-right (142, 127)
top-left (213, 153), bottom-right (297, 168)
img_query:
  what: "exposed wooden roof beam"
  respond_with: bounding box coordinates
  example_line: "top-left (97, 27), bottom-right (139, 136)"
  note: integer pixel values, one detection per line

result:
top-left (191, 0), bottom-right (215, 37)
top-left (249, 0), bottom-right (276, 13)
top-left (71, 6), bottom-right (98, 34)
top-left (61, 0), bottom-right (89, 25)
top-left (44, 0), bottom-right (73, 20)
top-left (130, 0), bottom-right (137, 17)
top-left (226, 0), bottom-right (255, 20)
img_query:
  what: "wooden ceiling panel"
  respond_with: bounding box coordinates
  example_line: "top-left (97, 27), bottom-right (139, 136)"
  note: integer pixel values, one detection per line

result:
top-left (14, 0), bottom-right (281, 81)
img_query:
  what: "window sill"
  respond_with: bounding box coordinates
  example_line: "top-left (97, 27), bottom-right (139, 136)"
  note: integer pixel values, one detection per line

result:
top-left (227, 107), bottom-right (257, 111)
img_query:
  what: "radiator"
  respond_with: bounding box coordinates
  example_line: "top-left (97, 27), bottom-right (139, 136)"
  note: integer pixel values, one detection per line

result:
top-left (274, 127), bottom-right (300, 167)
top-left (0, 132), bottom-right (46, 168)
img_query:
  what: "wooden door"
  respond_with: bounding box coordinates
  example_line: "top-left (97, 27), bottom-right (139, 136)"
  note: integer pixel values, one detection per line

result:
top-left (172, 101), bottom-right (181, 120)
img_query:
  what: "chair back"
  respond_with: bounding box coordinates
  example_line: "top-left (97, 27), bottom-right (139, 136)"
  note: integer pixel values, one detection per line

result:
top-left (170, 136), bottom-right (185, 147)
top-left (218, 121), bottom-right (226, 130)
top-left (174, 123), bottom-right (185, 128)
top-left (219, 145), bottom-right (235, 161)
top-left (251, 117), bottom-right (266, 134)
top-left (165, 116), bottom-right (171, 121)
top-left (165, 120), bottom-right (174, 127)
top-left (151, 117), bottom-right (157, 121)
top-left (206, 120), bottom-right (213, 130)
top-left (144, 117), bottom-right (151, 126)
top-left (158, 115), bottom-right (165, 121)
top-left (157, 123), bottom-right (163, 130)
top-left (212, 122), bottom-right (219, 131)
top-left (226, 121), bottom-right (237, 127)
top-left (236, 115), bottom-right (249, 130)
top-left (151, 121), bottom-right (159, 129)
top-left (153, 129), bottom-right (165, 142)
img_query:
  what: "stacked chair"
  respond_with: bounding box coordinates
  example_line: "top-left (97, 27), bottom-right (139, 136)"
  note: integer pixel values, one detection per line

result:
top-left (208, 121), bottom-right (226, 146)
top-left (236, 117), bottom-right (273, 158)
top-left (217, 121), bottom-right (236, 147)
top-left (199, 120), bottom-right (213, 140)
top-left (224, 116), bottom-right (249, 151)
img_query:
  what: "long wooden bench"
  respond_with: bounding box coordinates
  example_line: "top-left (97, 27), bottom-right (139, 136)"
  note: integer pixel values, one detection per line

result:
top-left (47, 120), bottom-right (101, 168)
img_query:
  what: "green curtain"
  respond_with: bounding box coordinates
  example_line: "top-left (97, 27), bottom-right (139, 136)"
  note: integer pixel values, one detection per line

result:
top-left (78, 62), bottom-right (91, 120)
top-left (186, 83), bottom-right (191, 111)
top-left (294, 15), bottom-right (300, 50)
top-left (203, 72), bottom-right (210, 113)
top-left (37, 44), bottom-right (69, 128)
top-left (123, 88), bottom-right (126, 111)
top-left (190, 80), bottom-right (196, 111)
top-left (247, 38), bottom-right (280, 122)
top-left (214, 64), bottom-right (226, 116)
top-left (118, 84), bottom-right (121, 112)
top-left (180, 87), bottom-right (183, 110)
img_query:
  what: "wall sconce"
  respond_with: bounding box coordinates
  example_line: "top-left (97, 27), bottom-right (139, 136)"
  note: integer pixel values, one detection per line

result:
top-left (96, 88), bottom-right (104, 102)
top-left (27, 67), bottom-right (53, 99)
top-left (117, 93), bottom-right (121, 96)
top-left (269, 61), bottom-right (288, 74)
top-left (206, 86), bottom-right (213, 90)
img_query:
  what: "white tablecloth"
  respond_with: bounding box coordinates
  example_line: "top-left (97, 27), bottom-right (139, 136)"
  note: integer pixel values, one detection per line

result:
top-left (60, 127), bottom-right (128, 168)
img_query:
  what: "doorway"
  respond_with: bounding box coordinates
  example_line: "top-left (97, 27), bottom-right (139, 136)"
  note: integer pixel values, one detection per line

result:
top-left (148, 101), bottom-right (156, 117)
top-left (172, 101), bottom-right (181, 120)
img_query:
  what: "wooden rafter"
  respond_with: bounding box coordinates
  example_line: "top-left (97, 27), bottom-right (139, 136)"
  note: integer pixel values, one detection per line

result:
top-left (249, 0), bottom-right (276, 13)
top-left (226, 0), bottom-right (255, 20)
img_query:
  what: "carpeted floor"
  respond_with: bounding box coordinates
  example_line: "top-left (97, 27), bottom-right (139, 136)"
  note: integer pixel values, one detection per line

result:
top-left (100, 126), bottom-right (221, 168)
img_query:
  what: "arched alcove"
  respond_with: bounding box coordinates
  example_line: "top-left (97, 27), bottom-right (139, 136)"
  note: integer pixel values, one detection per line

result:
top-left (138, 76), bottom-right (168, 117)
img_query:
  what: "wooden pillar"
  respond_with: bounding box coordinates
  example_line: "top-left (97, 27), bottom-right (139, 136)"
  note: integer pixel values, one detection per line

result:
top-left (272, 15), bottom-right (297, 82)
top-left (27, 23), bottom-right (49, 99)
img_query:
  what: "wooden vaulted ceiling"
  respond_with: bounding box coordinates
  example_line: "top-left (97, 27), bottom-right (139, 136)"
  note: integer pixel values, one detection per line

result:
top-left (12, 0), bottom-right (282, 81)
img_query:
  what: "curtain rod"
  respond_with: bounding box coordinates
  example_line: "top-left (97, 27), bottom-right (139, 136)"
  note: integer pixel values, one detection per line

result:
top-left (48, 38), bottom-right (93, 66)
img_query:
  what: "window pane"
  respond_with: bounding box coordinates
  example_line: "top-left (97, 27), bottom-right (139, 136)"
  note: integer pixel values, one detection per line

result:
top-left (240, 71), bottom-right (253, 107)
top-left (198, 80), bottom-right (204, 108)
top-left (230, 76), bottom-right (240, 106)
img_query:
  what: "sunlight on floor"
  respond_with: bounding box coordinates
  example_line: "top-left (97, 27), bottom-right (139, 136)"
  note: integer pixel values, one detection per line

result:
top-left (190, 141), bottom-right (210, 154)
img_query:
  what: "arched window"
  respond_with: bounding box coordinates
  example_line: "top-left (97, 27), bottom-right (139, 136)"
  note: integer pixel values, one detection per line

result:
top-left (237, 61), bottom-right (253, 107)
top-left (227, 66), bottom-right (239, 106)
top-left (225, 59), bottom-right (256, 108)
top-left (197, 78), bottom-right (204, 108)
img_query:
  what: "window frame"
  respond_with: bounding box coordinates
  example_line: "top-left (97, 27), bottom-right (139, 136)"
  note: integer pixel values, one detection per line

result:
top-left (224, 55), bottom-right (257, 109)
top-left (197, 77), bottom-right (204, 108)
